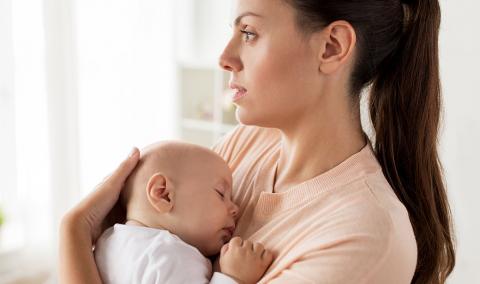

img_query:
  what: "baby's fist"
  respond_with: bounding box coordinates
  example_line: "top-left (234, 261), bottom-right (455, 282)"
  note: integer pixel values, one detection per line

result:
top-left (219, 237), bottom-right (274, 284)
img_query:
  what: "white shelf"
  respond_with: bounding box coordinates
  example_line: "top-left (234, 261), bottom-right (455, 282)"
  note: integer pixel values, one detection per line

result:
top-left (177, 64), bottom-right (237, 146)
top-left (175, 1), bottom-right (237, 146)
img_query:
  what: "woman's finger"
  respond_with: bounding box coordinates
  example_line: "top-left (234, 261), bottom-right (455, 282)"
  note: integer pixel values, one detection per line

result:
top-left (105, 148), bottom-right (140, 190)
top-left (74, 147), bottom-right (140, 239)
top-left (85, 147), bottom-right (139, 207)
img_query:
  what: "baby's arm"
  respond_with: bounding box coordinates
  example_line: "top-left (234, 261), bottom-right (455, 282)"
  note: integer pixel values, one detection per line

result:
top-left (219, 237), bottom-right (274, 284)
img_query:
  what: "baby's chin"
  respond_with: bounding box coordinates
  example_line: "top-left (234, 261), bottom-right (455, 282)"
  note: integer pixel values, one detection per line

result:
top-left (221, 233), bottom-right (233, 244)
top-left (203, 236), bottom-right (230, 257)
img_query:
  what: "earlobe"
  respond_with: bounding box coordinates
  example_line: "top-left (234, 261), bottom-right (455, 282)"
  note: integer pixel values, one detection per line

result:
top-left (317, 20), bottom-right (356, 74)
top-left (146, 173), bottom-right (174, 213)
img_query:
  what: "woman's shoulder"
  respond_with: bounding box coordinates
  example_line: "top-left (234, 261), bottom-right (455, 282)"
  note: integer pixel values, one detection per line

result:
top-left (356, 175), bottom-right (418, 279)
top-left (305, 175), bottom-right (417, 280)
top-left (336, 173), bottom-right (417, 269)
top-left (332, 171), bottom-right (414, 236)
top-left (211, 124), bottom-right (281, 166)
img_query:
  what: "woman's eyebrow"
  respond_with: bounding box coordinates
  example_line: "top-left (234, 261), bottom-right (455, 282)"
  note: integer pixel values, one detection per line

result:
top-left (233, 11), bottom-right (263, 27)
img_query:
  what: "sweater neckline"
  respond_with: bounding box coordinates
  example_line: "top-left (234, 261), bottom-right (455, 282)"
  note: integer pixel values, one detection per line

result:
top-left (256, 142), bottom-right (380, 215)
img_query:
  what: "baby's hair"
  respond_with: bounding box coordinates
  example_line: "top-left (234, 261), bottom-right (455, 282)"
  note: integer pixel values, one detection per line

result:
top-left (122, 141), bottom-right (181, 208)
top-left (121, 141), bottom-right (223, 208)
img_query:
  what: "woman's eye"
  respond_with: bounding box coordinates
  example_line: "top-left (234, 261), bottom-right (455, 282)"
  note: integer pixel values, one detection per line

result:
top-left (240, 30), bottom-right (256, 42)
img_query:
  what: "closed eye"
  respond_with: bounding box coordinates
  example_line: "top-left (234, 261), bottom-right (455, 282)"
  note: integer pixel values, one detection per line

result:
top-left (216, 189), bottom-right (225, 198)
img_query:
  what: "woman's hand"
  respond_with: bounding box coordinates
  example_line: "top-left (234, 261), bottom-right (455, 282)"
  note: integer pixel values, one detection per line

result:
top-left (59, 148), bottom-right (140, 284)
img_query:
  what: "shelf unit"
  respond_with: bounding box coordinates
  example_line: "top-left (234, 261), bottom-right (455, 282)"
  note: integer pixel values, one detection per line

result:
top-left (176, 61), bottom-right (237, 147)
top-left (173, 0), bottom-right (237, 147)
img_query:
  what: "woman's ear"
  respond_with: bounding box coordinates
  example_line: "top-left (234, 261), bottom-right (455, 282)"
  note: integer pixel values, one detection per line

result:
top-left (145, 173), bottom-right (174, 213)
top-left (316, 20), bottom-right (356, 74)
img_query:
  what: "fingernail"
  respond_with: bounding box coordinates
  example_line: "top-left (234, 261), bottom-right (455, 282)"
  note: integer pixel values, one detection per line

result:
top-left (128, 147), bottom-right (138, 158)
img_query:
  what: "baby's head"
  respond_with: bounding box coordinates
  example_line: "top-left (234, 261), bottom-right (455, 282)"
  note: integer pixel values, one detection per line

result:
top-left (122, 141), bottom-right (238, 256)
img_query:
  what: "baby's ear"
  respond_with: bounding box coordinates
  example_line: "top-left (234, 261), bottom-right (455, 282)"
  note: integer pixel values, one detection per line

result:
top-left (146, 173), bottom-right (174, 213)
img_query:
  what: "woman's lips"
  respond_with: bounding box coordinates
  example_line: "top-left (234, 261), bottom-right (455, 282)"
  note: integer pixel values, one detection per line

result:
top-left (232, 89), bottom-right (247, 102)
top-left (229, 82), bottom-right (247, 102)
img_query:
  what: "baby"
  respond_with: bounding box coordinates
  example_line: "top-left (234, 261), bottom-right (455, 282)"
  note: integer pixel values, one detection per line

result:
top-left (94, 141), bottom-right (273, 284)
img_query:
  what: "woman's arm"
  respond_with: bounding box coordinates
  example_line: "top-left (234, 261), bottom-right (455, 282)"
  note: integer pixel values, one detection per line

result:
top-left (58, 148), bottom-right (140, 283)
top-left (59, 212), bottom-right (103, 283)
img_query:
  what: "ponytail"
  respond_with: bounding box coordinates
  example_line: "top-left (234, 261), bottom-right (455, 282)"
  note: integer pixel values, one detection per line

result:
top-left (369, 1), bottom-right (455, 283)
top-left (286, 0), bottom-right (455, 282)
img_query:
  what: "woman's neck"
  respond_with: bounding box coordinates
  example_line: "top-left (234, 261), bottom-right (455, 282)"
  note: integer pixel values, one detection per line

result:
top-left (273, 104), bottom-right (366, 193)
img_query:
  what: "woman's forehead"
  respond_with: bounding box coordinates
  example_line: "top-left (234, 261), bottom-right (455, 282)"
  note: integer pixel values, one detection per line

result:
top-left (231, 0), bottom-right (294, 24)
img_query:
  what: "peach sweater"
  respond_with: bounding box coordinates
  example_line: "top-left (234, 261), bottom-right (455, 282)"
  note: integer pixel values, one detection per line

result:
top-left (212, 125), bottom-right (417, 284)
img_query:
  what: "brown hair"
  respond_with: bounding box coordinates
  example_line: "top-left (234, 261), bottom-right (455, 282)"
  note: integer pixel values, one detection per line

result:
top-left (285, 0), bottom-right (455, 282)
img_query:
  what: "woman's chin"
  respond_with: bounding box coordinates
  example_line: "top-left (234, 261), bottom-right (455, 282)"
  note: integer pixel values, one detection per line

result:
top-left (236, 108), bottom-right (261, 126)
top-left (236, 108), bottom-right (277, 129)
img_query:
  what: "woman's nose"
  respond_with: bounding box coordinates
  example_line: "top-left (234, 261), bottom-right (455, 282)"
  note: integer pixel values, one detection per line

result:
top-left (218, 41), bottom-right (243, 72)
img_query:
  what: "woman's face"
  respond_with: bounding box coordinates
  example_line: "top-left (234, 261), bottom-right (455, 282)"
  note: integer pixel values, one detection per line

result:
top-left (219, 0), bottom-right (322, 129)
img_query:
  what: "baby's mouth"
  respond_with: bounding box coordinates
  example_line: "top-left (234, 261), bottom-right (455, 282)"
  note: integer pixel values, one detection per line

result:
top-left (221, 234), bottom-right (231, 244)
top-left (223, 225), bottom-right (235, 237)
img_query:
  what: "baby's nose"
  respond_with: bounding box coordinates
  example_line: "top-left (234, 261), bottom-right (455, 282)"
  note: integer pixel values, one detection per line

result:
top-left (230, 202), bottom-right (239, 218)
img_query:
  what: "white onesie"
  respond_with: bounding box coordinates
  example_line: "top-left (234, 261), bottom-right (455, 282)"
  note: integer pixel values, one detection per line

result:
top-left (94, 224), bottom-right (237, 284)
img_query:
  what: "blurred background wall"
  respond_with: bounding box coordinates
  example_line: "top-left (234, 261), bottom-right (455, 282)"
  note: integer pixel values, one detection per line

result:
top-left (0, 0), bottom-right (478, 282)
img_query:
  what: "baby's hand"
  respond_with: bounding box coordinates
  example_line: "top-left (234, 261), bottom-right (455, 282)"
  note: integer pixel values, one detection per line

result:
top-left (219, 237), bottom-right (273, 284)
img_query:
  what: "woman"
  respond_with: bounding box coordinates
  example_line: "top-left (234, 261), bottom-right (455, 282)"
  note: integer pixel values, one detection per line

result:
top-left (59, 0), bottom-right (455, 283)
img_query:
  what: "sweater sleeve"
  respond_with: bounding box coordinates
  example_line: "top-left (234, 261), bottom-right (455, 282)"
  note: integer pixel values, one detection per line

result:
top-left (266, 238), bottom-right (392, 284)
top-left (263, 204), bottom-right (406, 284)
